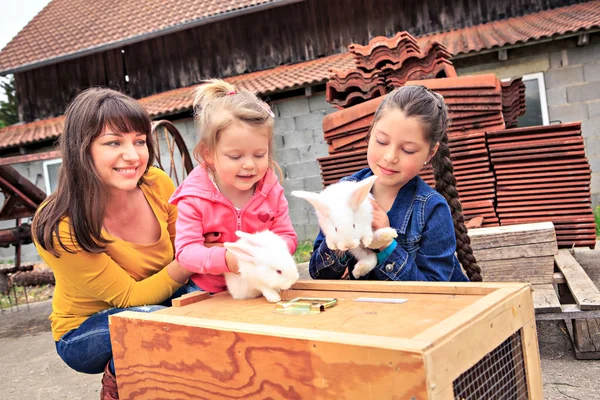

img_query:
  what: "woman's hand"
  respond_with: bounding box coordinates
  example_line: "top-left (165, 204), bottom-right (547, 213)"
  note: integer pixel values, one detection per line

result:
top-left (165, 259), bottom-right (193, 284)
top-left (225, 250), bottom-right (240, 273)
top-left (370, 198), bottom-right (390, 231)
top-left (204, 232), bottom-right (223, 248)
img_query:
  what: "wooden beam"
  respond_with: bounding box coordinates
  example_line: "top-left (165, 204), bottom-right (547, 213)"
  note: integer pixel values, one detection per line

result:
top-left (532, 284), bottom-right (561, 313)
top-left (171, 291), bottom-right (210, 307)
top-left (555, 250), bottom-right (600, 310)
top-left (498, 49), bottom-right (508, 61)
top-left (0, 150), bottom-right (60, 166)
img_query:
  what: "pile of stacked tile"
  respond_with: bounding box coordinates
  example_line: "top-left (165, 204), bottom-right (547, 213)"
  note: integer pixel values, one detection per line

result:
top-left (487, 123), bottom-right (596, 248)
top-left (501, 78), bottom-right (527, 128)
top-left (326, 31), bottom-right (457, 109)
top-left (320, 73), bottom-right (505, 227)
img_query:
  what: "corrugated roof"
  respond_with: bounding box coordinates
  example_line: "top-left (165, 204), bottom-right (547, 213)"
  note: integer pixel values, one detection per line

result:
top-left (0, 0), bottom-right (300, 74)
top-left (1, 1), bottom-right (599, 150)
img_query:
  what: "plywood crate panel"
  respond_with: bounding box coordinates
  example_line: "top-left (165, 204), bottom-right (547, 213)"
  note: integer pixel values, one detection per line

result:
top-left (110, 281), bottom-right (542, 399)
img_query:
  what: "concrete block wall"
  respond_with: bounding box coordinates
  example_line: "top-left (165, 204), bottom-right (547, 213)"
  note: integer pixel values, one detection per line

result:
top-left (545, 41), bottom-right (600, 206)
top-left (456, 34), bottom-right (600, 207)
top-left (271, 93), bottom-right (337, 242)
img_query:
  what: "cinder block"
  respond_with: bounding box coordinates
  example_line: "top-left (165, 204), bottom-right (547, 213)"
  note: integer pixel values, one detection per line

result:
top-left (545, 87), bottom-right (567, 107)
top-left (277, 97), bottom-right (310, 118)
top-left (544, 65), bottom-right (584, 88)
top-left (288, 208), bottom-right (311, 225)
top-left (584, 136), bottom-right (600, 156)
top-left (273, 134), bottom-right (285, 150)
top-left (282, 129), bottom-right (318, 149)
top-left (303, 224), bottom-right (321, 241)
top-left (303, 176), bottom-right (325, 191)
top-left (309, 94), bottom-right (335, 113)
top-left (587, 156), bottom-right (600, 173)
top-left (312, 128), bottom-right (327, 144)
top-left (582, 118), bottom-right (600, 139)
top-left (297, 143), bottom-right (329, 161)
top-left (589, 101), bottom-right (600, 119)
top-left (286, 160), bottom-right (320, 179)
top-left (295, 111), bottom-right (326, 130)
top-left (292, 224), bottom-right (306, 242)
top-left (567, 43), bottom-right (600, 66)
top-left (274, 116), bottom-right (296, 135)
top-left (584, 62), bottom-right (600, 82)
top-left (591, 172), bottom-right (600, 196)
top-left (548, 103), bottom-right (589, 124)
top-left (281, 177), bottom-right (305, 192)
top-left (275, 148), bottom-right (301, 164)
top-left (567, 81), bottom-right (600, 103)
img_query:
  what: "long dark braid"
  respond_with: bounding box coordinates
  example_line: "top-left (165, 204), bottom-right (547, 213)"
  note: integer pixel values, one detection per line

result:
top-left (431, 134), bottom-right (483, 282)
top-left (372, 85), bottom-right (482, 282)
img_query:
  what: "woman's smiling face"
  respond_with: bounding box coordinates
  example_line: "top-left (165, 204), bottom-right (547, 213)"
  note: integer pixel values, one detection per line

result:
top-left (90, 126), bottom-right (149, 193)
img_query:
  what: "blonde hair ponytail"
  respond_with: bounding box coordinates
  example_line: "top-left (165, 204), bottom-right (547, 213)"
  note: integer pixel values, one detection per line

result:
top-left (192, 79), bottom-right (282, 180)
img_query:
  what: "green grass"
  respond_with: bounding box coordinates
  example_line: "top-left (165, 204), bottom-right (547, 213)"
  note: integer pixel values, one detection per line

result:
top-left (595, 206), bottom-right (600, 237)
top-left (0, 284), bottom-right (53, 309)
top-left (294, 240), bottom-right (313, 264)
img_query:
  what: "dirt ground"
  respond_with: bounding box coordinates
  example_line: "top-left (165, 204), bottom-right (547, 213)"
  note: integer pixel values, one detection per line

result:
top-left (1, 257), bottom-right (600, 399)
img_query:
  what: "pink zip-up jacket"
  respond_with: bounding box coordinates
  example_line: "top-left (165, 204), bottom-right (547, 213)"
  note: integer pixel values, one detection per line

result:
top-left (169, 164), bottom-right (298, 293)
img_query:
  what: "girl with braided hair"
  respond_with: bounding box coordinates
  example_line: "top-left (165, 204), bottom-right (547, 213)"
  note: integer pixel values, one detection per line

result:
top-left (309, 85), bottom-right (482, 282)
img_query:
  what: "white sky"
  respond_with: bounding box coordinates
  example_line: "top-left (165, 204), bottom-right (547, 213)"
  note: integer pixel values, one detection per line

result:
top-left (0, 0), bottom-right (52, 102)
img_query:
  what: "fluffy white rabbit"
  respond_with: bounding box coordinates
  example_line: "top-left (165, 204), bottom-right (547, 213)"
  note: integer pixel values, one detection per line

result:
top-left (223, 230), bottom-right (300, 303)
top-left (292, 175), bottom-right (397, 279)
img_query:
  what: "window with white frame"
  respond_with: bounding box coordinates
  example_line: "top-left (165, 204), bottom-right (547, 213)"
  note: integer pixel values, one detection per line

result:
top-left (517, 72), bottom-right (550, 127)
top-left (43, 159), bottom-right (62, 194)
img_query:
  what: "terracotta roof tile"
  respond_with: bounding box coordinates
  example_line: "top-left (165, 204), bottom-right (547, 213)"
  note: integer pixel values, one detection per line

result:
top-left (418, 1), bottom-right (600, 56)
top-left (1, 2), bottom-right (599, 150)
top-left (0, 116), bottom-right (64, 150)
top-left (0, 0), bottom-right (291, 73)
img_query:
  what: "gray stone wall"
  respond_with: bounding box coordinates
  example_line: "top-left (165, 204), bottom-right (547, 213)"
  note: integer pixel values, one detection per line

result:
top-left (455, 34), bottom-right (600, 206)
top-left (270, 93), bottom-right (336, 243)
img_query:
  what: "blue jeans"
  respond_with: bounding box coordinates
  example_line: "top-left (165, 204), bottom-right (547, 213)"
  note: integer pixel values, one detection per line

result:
top-left (55, 282), bottom-right (201, 375)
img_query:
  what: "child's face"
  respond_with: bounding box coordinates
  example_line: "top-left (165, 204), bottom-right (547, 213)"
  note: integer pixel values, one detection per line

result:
top-left (367, 109), bottom-right (437, 191)
top-left (90, 126), bottom-right (149, 193)
top-left (206, 120), bottom-right (270, 197)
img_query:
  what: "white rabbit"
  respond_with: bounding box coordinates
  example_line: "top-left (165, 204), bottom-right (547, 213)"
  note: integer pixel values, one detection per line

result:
top-left (292, 175), bottom-right (397, 279)
top-left (223, 230), bottom-right (300, 303)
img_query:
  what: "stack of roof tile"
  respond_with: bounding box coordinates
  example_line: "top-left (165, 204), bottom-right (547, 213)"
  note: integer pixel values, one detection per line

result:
top-left (501, 78), bottom-right (527, 128)
top-left (487, 123), bottom-right (595, 248)
top-left (320, 74), bottom-right (505, 227)
top-left (326, 31), bottom-right (457, 109)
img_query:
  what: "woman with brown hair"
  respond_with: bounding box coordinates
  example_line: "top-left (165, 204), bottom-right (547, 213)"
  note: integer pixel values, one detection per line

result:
top-left (32, 88), bottom-right (194, 399)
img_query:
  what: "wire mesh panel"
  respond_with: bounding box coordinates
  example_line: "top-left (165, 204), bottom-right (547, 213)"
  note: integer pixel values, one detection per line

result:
top-left (453, 330), bottom-right (528, 400)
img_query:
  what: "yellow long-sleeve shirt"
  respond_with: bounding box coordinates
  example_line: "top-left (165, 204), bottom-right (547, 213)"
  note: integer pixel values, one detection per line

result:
top-left (35, 167), bottom-right (183, 341)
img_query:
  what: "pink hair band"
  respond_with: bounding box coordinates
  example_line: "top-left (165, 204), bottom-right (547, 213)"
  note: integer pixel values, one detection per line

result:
top-left (227, 90), bottom-right (237, 96)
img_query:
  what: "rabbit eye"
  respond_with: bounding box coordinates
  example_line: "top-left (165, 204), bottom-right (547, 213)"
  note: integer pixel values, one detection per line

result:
top-left (353, 224), bottom-right (355, 229)
top-left (334, 227), bottom-right (338, 232)
top-left (276, 270), bottom-right (282, 275)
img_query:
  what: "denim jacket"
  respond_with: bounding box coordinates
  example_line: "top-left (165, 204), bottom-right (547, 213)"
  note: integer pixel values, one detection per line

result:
top-left (309, 168), bottom-right (469, 282)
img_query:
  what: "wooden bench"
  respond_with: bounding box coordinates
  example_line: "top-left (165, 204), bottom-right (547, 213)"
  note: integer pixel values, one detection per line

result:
top-left (532, 250), bottom-right (600, 360)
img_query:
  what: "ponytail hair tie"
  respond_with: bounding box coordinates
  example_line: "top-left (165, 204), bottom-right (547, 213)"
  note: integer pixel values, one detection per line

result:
top-left (227, 90), bottom-right (236, 96)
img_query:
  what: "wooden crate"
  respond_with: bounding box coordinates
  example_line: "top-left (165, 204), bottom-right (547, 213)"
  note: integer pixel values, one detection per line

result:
top-left (469, 221), bottom-right (558, 284)
top-left (110, 281), bottom-right (541, 399)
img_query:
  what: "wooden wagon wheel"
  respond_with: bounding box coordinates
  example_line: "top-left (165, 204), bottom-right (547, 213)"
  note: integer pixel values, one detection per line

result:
top-left (151, 120), bottom-right (194, 186)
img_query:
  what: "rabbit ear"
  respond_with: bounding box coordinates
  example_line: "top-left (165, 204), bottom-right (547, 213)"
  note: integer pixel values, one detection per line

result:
top-left (224, 241), bottom-right (256, 264)
top-left (291, 190), bottom-right (329, 218)
top-left (235, 231), bottom-right (264, 247)
top-left (349, 175), bottom-right (377, 211)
